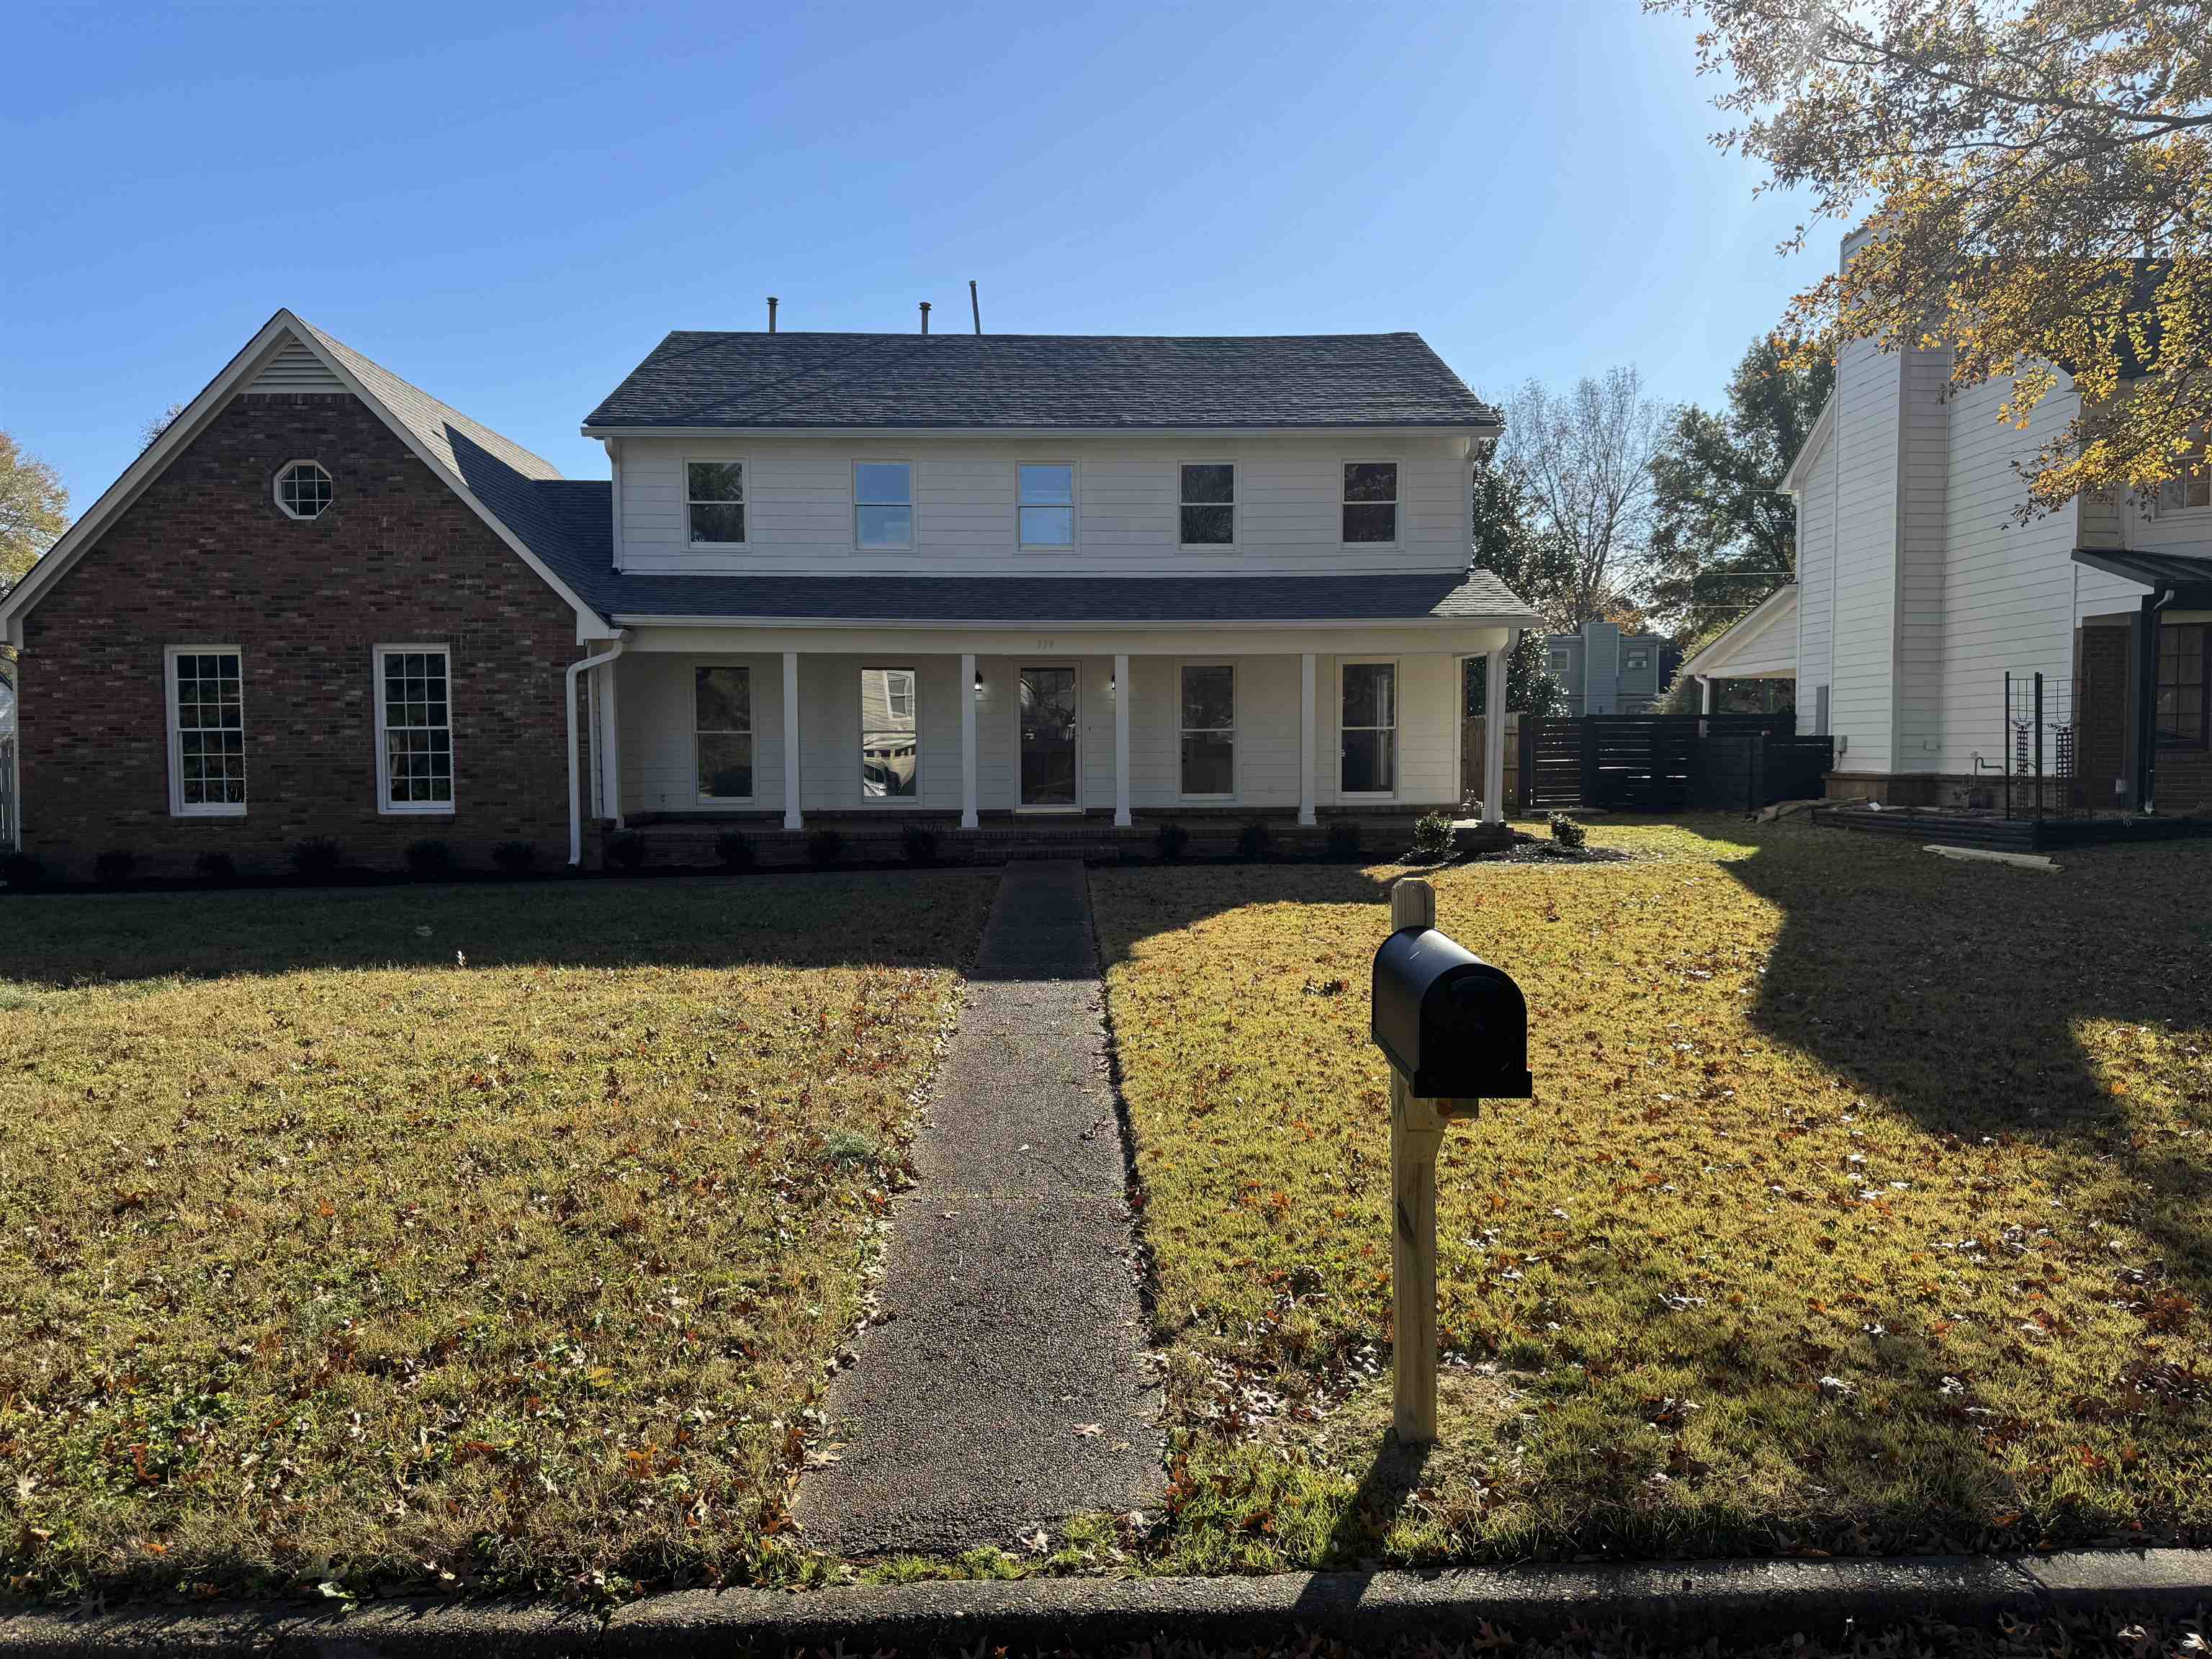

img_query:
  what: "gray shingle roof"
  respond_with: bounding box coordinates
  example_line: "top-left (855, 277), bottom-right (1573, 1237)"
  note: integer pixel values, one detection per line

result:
top-left (584, 332), bottom-right (1499, 431)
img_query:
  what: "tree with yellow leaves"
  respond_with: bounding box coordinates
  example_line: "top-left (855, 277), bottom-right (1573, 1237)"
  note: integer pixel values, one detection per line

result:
top-left (1653, 0), bottom-right (2211, 518)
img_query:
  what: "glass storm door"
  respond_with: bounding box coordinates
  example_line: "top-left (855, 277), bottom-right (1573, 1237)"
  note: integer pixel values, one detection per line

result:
top-left (1018, 666), bottom-right (1079, 807)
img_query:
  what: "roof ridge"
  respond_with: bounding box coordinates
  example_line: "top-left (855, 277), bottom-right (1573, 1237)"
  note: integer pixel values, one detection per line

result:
top-left (294, 318), bottom-right (565, 481)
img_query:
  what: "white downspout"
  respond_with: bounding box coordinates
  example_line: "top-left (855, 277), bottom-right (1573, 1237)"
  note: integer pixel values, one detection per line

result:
top-left (567, 634), bottom-right (628, 866)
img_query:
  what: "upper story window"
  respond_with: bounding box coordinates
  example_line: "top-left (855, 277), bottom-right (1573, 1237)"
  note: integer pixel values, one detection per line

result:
top-left (1342, 462), bottom-right (1398, 544)
top-left (1018, 464), bottom-right (1075, 549)
top-left (166, 647), bottom-right (246, 817)
top-left (275, 461), bottom-right (332, 521)
top-left (1549, 647), bottom-right (1571, 678)
top-left (1179, 464), bottom-right (1235, 547)
top-left (1625, 646), bottom-right (1651, 673)
top-left (686, 460), bottom-right (746, 545)
top-left (2157, 431), bottom-right (2211, 513)
top-left (855, 462), bottom-right (914, 549)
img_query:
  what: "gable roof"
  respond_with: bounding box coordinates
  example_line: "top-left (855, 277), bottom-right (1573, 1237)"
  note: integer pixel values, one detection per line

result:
top-left (0, 311), bottom-right (606, 644)
top-left (1779, 394), bottom-right (1836, 495)
top-left (1677, 583), bottom-right (1799, 681)
top-left (583, 331), bottom-right (1501, 433)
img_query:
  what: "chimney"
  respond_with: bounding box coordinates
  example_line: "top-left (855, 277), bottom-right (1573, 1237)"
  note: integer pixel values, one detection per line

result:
top-left (767, 296), bottom-right (778, 333)
top-left (920, 301), bottom-right (931, 335)
top-left (969, 279), bottom-right (981, 335)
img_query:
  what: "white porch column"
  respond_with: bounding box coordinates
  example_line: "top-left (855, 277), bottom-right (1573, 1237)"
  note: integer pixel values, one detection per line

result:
top-left (1113, 652), bottom-right (1132, 827)
top-left (960, 652), bottom-right (979, 829)
top-left (1298, 652), bottom-right (1318, 826)
top-left (602, 662), bottom-right (624, 827)
top-left (1482, 635), bottom-right (1513, 825)
top-left (781, 650), bottom-right (802, 830)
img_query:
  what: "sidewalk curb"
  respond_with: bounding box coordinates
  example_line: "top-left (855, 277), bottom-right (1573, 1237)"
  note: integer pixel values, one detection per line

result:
top-left (1, 1552), bottom-right (2206, 1657)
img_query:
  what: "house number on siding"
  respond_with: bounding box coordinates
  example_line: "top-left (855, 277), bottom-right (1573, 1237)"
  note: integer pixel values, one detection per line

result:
top-left (1034, 637), bottom-right (1057, 649)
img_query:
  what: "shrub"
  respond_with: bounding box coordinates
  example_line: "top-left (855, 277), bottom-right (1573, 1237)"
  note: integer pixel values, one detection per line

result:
top-left (900, 822), bottom-right (938, 865)
top-left (1325, 821), bottom-right (1363, 861)
top-left (1236, 818), bottom-right (1273, 860)
top-left (806, 827), bottom-right (845, 866)
top-left (714, 830), bottom-right (755, 871)
top-left (290, 838), bottom-right (343, 881)
top-left (1549, 810), bottom-right (1588, 850)
top-left (94, 850), bottom-right (140, 887)
top-left (1411, 811), bottom-right (1456, 860)
top-left (606, 831), bottom-right (647, 870)
top-left (1155, 820), bottom-right (1189, 862)
top-left (492, 840), bottom-right (538, 877)
top-left (403, 839), bottom-right (454, 881)
top-left (194, 850), bottom-right (237, 884)
top-left (1, 852), bottom-right (48, 891)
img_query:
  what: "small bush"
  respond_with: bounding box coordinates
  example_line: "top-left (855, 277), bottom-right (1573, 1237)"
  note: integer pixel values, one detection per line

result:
top-left (492, 840), bottom-right (537, 877)
top-left (1325, 821), bottom-right (1363, 861)
top-left (194, 850), bottom-right (237, 884)
top-left (1411, 811), bottom-right (1456, 860)
top-left (1155, 820), bottom-right (1189, 862)
top-left (1, 851), bottom-right (48, 891)
top-left (1236, 819), bottom-right (1274, 860)
top-left (94, 850), bottom-right (140, 887)
top-left (806, 827), bottom-right (845, 866)
top-left (606, 831), bottom-right (647, 870)
top-left (714, 830), bottom-right (755, 871)
top-left (290, 838), bottom-right (343, 881)
top-left (900, 822), bottom-right (938, 865)
top-left (403, 839), bottom-right (454, 881)
top-left (1549, 811), bottom-right (1588, 850)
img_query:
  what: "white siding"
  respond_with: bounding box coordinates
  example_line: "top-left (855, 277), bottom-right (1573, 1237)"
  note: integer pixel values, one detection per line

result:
top-left (613, 431), bottom-right (1472, 579)
top-left (616, 653), bottom-right (788, 817)
top-left (1829, 336), bottom-right (1903, 772)
top-left (1793, 413), bottom-right (1837, 737)
top-left (243, 336), bottom-right (345, 394)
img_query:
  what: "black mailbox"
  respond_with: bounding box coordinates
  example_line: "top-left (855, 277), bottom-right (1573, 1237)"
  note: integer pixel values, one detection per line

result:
top-left (1371, 927), bottom-right (1532, 1100)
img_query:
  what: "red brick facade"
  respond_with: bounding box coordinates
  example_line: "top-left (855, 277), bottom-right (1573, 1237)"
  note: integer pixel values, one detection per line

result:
top-left (16, 393), bottom-right (587, 876)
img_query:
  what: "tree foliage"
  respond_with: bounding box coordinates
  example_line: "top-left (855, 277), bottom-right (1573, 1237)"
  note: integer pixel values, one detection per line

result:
top-left (1655, 0), bottom-right (2212, 515)
top-left (1499, 367), bottom-right (1671, 629)
top-left (1468, 458), bottom-right (1567, 716)
top-left (0, 429), bottom-right (69, 588)
top-left (1650, 333), bottom-right (1834, 638)
top-left (140, 401), bottom-right (186, 452)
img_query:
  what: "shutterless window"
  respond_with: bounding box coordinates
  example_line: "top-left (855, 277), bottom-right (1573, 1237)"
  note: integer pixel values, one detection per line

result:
top-left (1018, 464), bottom-right (1075, 549)
top-left (377, 647), bottom-right (454, 811)
top-left (1179, 664), bottom-right (1235, 797)
top-left (1341, 662), bottom-right (1396, 793)
top-left (1626, 647), bottom-right (1650, 673)
top-left (861, 666), bottom-right (918, 799)
top-left (1179, 464), bottom-right (1234, 546)
top-left (168, 648), bottom-right (246, 814)
top-left (855, 462), bottom-right (913, 549)
top-left (695, 666), bottom-right (753, 801)
top-left (1342, 462), bottom-right (1398, 543)
top-left (687, 461), bottom-right (745, 544)
top-left (2157, 624), bottom-right (2206, 746)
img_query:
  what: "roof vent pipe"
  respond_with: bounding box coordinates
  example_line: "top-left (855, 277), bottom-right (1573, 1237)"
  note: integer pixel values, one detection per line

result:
top-left (920, 301), bottom-right (931, 335)
top-left (767, 296), bottom-right (778, 333)
top-left (969, 279), bottom-right (981, 334)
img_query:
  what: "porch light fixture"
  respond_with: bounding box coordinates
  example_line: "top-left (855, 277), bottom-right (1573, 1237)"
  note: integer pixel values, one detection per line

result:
top-left (973, 667), bottom-right (984, 699)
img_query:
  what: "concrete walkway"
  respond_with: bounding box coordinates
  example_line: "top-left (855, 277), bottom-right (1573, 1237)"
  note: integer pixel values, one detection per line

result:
top-left (796, 860), bottom-right (1158, 1556)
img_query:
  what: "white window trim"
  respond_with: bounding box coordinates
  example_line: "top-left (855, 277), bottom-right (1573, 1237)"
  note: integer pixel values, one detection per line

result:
top-left (1012, 661), bottom-right (1082, 811)
top-left (858, 663), bottom-right (921, 807)
top-left (1176, 659), bottom-right (1238, 801)
top-left (1016, 461), bottom-right (1079, 552)
top-left (1339, 458), bottom-right (1402, 550)
top-left (1337, 657), bottom-right (1400, 800)
top-left (273, 459), bottom-right (333, 521)
top-left (372, 643), bottom-right (457, 817)
top-left (853, 459), bottom-right (917, 552)
top-left (683, 455), bottom-right (750, 549)
top-left (164, 644), bottom-right (247, 818)
top-left (693, 661), bottom-right (756, 806)
top-left (1177, 460), bottom-right (1237, 552)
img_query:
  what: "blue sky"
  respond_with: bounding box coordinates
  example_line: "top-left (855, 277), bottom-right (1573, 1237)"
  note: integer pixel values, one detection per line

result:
top-left (4, 1), bottom-right (1830, 513)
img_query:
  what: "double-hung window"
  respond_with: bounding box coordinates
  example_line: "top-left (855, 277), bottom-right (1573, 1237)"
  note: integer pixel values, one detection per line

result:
top-left (2157, 624), bottom-right (2207, 747)
top-left (1179, 464), bottom-right (1235, 547)
top-left (1179, 664), bottom-right (1235, 798)
top-left (860, 666), bottom-right (919, 799)
top-left (1340, 662), bottom-right (1396, 793)
top-left (375, 645), bottom-right (454, 812)
top-left (2157, 428), bottom-right (2211, 513)
top-left (1017, 464), bottom-right (1076, 549)
top-left (855, 462), bottom-right (914, 549)
top-left (1342, 462), bottom-right (1398, 544)
top-left (695, 666), bottom-right (754, 801)
top-left (166, 646), bottom-right (246, 816)
top-left (686, 460), bottom-right (746, 545)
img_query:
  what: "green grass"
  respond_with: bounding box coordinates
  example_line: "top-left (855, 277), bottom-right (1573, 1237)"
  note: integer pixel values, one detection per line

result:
top-left (1092, 819), bottom-right (2212, 1570)
top-left (0, 873), bottom-right (994, 1604)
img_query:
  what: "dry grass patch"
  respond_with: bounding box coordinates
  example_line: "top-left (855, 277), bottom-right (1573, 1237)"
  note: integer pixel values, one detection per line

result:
top-left (0, 872), bottom-right (993, 1604)
top-left (1092, 822), bottom-right (2212, 1570)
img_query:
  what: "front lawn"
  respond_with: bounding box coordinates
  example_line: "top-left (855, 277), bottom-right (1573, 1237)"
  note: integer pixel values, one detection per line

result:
top-left (1093, 821), bottom-right (2212, 1570)
top-left (0, 872), bottom-right (994, 1604)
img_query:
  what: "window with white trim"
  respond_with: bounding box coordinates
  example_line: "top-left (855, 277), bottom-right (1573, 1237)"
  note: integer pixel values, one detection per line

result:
top-left (167, 647), bottom-right (246, 815)
top-left (1179, 464), bottom-right (1234, 547)
top-left (374, 646), bottom-right (454, 812)
top-left (860, 666), bottom-right (919, 799)
top-left (1017, 463), bottom-right (1075, 549)
top-left (686, 460), bottom-right (746, 544)
top-left (1342, 462), bottom-right (1398, 543)
top-left (855, 462), bottom-right (914, 549)
top-left (1340, 662), bottom-right (1396, 793)
top-left (2157, 429), bottom-right (2211, 512)
top-left (275, 461), bottom-right (333, 520)
top-left (1179, 664), bottom-right (1235, 797)
top-left (695, 666), bottom-right (753, 801)
top-left (1625, 645), bottom-right (1651, 673)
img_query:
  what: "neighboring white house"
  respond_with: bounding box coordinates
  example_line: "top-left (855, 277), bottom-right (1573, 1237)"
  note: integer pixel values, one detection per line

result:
top-left (1781, 233), bottom-right (2212, 812)
top-left (1677, 584), bottom-right (1798, 713)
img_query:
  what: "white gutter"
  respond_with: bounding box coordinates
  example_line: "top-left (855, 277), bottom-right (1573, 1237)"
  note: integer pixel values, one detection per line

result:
top-left (603, 612), bottom-right (1542, 631)
top-left (567, 634), bottom-right (628, 866)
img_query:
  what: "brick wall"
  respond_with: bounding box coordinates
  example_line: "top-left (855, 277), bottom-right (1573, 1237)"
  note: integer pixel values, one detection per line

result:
top-left (17, 393), bottom-right (588, 876)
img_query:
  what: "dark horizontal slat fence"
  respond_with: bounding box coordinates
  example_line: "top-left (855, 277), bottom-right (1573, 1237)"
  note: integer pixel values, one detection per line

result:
top-left (1518, 716), bottom-right (1827, 814)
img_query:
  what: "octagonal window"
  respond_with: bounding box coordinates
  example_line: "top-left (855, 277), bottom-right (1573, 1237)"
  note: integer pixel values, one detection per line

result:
top-left (276, 460), bottom-right (333, 520)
